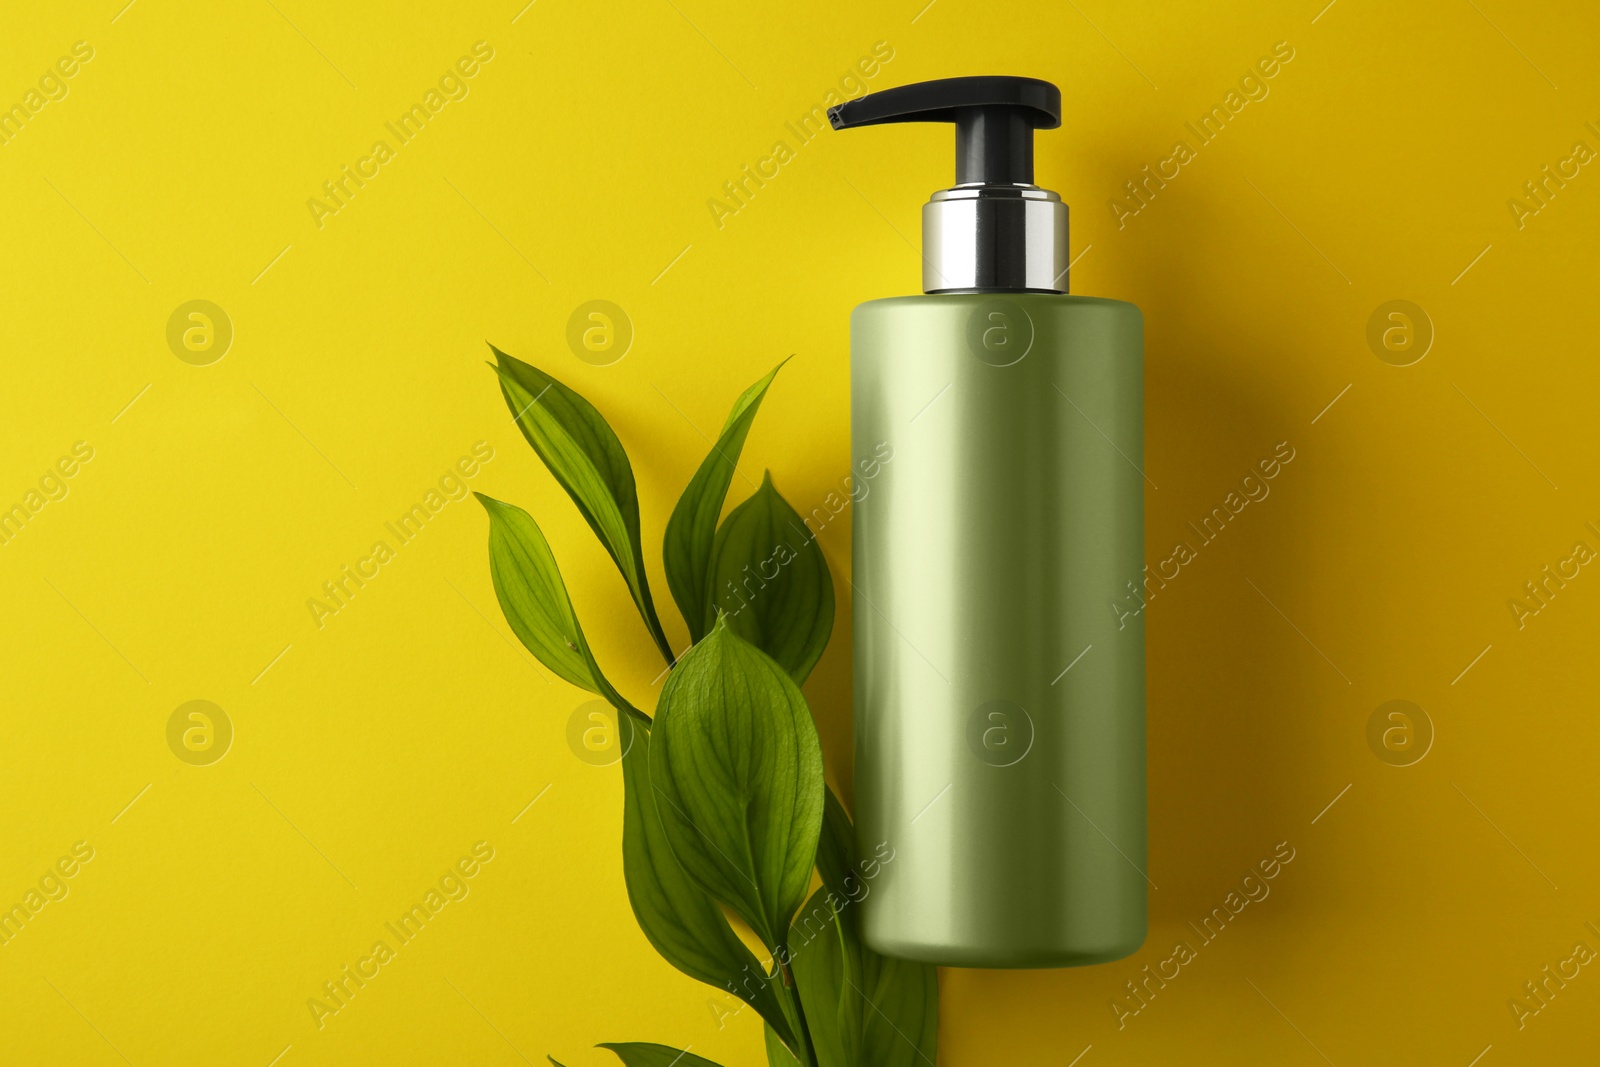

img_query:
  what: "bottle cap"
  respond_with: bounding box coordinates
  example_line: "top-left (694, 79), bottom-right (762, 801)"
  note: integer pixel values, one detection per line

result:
top-left (830, 76), bottom-right (1069, 294)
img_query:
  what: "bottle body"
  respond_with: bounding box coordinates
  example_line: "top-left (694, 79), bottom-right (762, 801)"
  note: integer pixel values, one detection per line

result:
top-left (852, 293), bottom-right (1145, 968)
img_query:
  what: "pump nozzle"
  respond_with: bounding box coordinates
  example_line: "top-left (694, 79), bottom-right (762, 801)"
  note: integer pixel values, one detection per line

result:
top-left (830, 76), bottom-right (1069, 294)
top-left (828, 76), bottom-right (1061, 186)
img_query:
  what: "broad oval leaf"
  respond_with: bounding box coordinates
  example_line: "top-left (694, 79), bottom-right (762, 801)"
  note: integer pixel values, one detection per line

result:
top-left (490, 345), bottom-right (674, 662)
top-left (597, 1044), bottom-right (729, 1067)
top-left (476, 493), bottom-right (632, 712)
top-left (620, 713), bottom-right (797, 1052)
top-left (707, 473), bottom-right (834, 684)
top-left (650, 617), bottom-right (825, 949)
top-left (663, 360), bottom-right (786, 644)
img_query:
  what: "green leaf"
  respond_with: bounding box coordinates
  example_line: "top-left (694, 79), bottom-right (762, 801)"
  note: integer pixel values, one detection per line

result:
top-left (620, 713), bottom-right (798, 1051)
top-left (476, 493), bottom-right (633, 713)
top-left (766, 1025), bottom-right (804, 1066)
top-left (855, 950), bottom-right (938, 1067)
top-left (597, 1043), bottom-right (729, 1067)
top-left (707, 473), bottom-right (834, 683)
top-left (650, 617), bottom-right (825, 949)
top-left (814, 786), bottom-right (858, 905)
top-left (663, 360), bottom-right (786, 644)
top-left (787, 888), bottom-right (855, 1067)
top-left (789, 809), bottom-right (938, 1067)
top-left (489, 345), bottom-right (674, 663)
top-left (789, 897), bottom-right (939, 1067)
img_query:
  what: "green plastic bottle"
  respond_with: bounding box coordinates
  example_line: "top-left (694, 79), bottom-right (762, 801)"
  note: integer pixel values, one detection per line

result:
top-left (833, 78), bottom-right (1146, 968)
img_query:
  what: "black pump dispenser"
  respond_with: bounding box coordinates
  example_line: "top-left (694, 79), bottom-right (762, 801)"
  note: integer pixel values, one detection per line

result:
top-left (828, 76), bottom-right (1061, 186)
top-left (829, 76), bottom-right (1069, 294)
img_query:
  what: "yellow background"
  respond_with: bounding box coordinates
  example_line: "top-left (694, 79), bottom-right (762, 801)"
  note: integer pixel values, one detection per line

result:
top-left (3, 0), bottom-right (1598, 1063)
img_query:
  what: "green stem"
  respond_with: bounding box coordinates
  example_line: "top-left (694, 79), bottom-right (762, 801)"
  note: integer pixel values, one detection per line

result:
top-left (638, 586), bottom-right (678, 668)
top-left (776, 943), bottom-right (818, 1067)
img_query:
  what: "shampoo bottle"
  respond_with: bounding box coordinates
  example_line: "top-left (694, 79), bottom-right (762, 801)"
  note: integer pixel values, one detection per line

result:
top-left (833, 77), bottom-right (1146, 967)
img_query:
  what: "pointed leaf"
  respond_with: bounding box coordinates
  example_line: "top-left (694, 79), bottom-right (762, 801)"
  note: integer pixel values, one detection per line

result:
top-left (856, 950), bottom-right (938, 1067)
top-left (490, 345), bottom-right (674, 662)
top-left (476, 493), bottom-right (632, 711)
top-left (815, 786), bottom-right (858, 905)
top-left (790, 809), bottom-right (938, 1067)
top-left (787, 888), bottom-right (855, 1067)
top-left (766, 1025), bottom-right (803, 1066)
top-left (812, 786), bottom-right (870, 1062)
top-left (790, 897), bottom-right (939, 1067)
top-left (663, 361), bottom-right (786, 643)
top-left (650, 617), bottom-right (824, 948)
top-left (620, 714), bottom-right (797, 1050)
top-left (598, 1044), bottom-right (729, 1067)
top-left (708, 473), bottom-right (834, 683)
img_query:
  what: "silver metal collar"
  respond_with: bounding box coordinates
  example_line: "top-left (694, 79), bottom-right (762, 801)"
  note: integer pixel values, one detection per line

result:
top-left (921, 184), bottom-right (1069, 294)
